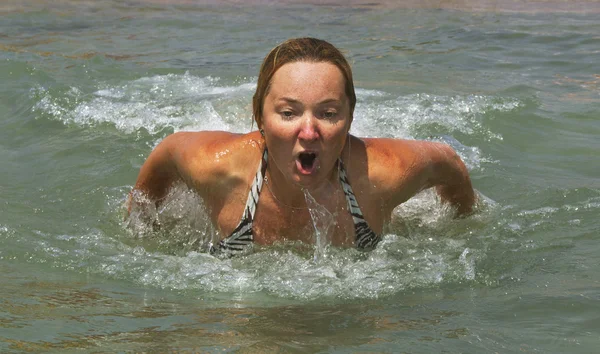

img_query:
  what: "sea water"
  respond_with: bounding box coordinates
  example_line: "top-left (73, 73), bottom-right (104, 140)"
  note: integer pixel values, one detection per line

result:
top-left (1, 1), bottom-right (599, 352)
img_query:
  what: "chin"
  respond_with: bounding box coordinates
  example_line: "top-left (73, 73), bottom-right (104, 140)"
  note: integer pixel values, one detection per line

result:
top-left (291, 171), bottom-right (327, 190)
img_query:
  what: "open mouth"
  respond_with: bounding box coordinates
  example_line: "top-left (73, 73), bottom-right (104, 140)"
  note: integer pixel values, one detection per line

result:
top-left (297, 151), bottom-right (318, 174)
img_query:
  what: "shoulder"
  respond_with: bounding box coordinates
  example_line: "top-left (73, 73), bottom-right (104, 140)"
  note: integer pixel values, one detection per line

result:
top-left (356, 137), bottom-right (453, 205)
top-left (343, 136), bottom-right (419, 198)
top-left (360, 137), bottom-right (428, 183)
top-left (362, 137), bottom-right (455, 173)
top-left (163, 130), bottom-right (264, 192)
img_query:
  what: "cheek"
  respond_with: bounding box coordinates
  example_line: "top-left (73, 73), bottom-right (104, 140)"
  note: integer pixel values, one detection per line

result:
top-left (323, 122), bottom-right (350, 142)
top-left (264, 125), bottom-right (296, 154)
top-left (266, 125), bottom-right (294, 143)
top-left (264, 117), bottom-right (302, 141)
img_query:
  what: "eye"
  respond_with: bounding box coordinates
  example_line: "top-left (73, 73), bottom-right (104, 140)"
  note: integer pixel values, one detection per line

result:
top-left (323, 111), bottom-right (337, 119)
top-left (280, 110), bottom-right (295, 119)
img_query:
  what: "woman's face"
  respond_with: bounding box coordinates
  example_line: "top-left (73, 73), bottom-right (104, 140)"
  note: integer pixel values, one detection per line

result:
top-left (261, 61), bottom-right (352, 189)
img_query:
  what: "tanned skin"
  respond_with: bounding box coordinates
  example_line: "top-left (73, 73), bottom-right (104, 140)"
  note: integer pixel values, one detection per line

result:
top-left (131, 131), bottom-right (475, 246)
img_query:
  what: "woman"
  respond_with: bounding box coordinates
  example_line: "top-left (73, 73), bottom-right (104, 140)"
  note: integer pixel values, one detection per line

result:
top-left (130, 38), bottom-right (476, 255)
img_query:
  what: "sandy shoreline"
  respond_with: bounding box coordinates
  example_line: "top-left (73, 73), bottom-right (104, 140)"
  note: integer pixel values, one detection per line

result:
top-left (2, 0), bottom-right (600, 13)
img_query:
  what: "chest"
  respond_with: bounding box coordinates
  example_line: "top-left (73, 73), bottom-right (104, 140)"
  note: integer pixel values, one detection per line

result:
top-left (212, 185), bottom-right (376, 247)
top-left (253, 197), bottom-right (357, 246)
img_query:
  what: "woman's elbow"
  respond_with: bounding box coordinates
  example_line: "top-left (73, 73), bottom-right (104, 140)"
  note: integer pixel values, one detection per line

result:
top-left (430, 144), bottom-right (476, 215)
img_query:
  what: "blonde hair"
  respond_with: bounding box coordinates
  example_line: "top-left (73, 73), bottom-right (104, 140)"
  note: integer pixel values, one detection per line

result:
top-left (252, 38), bottom-right (356, 127)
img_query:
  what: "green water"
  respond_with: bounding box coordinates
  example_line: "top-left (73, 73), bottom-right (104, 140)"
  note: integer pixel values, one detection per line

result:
top-left (1, 1), bottom-right (599, 352)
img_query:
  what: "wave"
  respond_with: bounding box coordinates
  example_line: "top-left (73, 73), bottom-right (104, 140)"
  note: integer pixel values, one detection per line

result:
top-left (7, 174), bottom-right (598, 300)
top-left (32, 73), bottom-right (257, 135)
top-left (32, 73), bottom-right (519, 167)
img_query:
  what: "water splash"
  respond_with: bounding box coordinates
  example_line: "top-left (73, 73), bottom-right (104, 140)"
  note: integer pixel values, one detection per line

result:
top-left (17, 183), bottom-right (503, 300)
top-left (303, 189), bottom-right (336, 262)
top-left (124, 183), bottom-right (214, 254)
top-left (31, 73), bottom-right (256, 135)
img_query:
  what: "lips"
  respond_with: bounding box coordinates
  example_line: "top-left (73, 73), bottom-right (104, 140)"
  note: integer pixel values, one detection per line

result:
top-left (296, 151), bottom-right (318, 175)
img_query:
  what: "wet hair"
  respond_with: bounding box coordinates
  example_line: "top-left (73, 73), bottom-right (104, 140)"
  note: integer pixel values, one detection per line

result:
top-left (252, 37), bottom-right (356, 127)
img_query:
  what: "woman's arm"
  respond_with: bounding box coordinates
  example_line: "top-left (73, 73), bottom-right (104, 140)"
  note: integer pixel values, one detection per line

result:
top-left (375, 139), bottom-right (476, 216)
top-left (128, 132), bottom-right (186, 211)
top-left (426, 142), bottom-right (476, 215)
top-left (128, 130), bottom-right (245, 211)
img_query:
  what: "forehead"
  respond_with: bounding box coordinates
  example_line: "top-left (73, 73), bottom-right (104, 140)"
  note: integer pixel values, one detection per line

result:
top-left (268, 61), bottom-right (347, 101)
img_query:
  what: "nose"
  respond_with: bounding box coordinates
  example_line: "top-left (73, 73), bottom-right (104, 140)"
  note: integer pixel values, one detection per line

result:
top-left (298, 114), bottom-right (319, 141)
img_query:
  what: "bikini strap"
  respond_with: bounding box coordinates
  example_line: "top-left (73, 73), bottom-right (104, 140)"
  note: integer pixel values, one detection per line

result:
top-left (338, 159), bottom-right (381, 249)
top-left (209, 149), bottom-right (268, 255)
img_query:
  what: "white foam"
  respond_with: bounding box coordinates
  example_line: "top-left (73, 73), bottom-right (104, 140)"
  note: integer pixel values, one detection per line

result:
top-left (33, 73), bottom-right (516, 151)
top-left (350, 93), bottom-right (519, 170)
top-left (0, 225), bottom-right (10, 234)
top-left (33, 73), bottom-right (257, 135)
top-left (517, 206), bottom-right (560, 216)
top-left (355, 88), bottom-right (388, 97)
top-left (351, 93), bottom-right (516, 141)
top-left (81, 181), bottom-right (489, 299)
top-left (22, 193), bottom-right (486, 300)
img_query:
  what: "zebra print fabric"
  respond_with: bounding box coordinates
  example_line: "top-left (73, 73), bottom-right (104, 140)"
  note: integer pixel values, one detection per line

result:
top-left (338, 160), bottom-right (381, 250)
top-left (209, 149), bottom-right (268, 256)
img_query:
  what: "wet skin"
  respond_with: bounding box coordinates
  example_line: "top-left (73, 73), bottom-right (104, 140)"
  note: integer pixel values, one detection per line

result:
top-left (261, 62), bottom-right (351, 194)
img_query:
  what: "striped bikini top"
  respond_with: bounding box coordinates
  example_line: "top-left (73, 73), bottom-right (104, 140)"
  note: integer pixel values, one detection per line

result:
top-left (209, 149), bottom-right (380, 256)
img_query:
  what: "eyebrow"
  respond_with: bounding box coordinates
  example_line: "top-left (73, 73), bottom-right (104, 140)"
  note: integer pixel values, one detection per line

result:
top-left (277, 97), bottom-right (342, 105)
top-left (277, 97), bottom-right (301, 104)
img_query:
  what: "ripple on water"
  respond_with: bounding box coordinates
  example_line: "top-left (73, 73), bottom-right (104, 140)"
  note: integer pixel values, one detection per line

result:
top-left (31, 73), bottom-right (514, 178)
top-left (31, 73), bottom-right (256, 135)
top-left (71, 187), bottom-right (494, 300)
top-left (31, 73), bottom-right (515, 141)
top-left (27, 71), bottom-right (521, 299)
